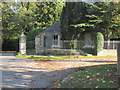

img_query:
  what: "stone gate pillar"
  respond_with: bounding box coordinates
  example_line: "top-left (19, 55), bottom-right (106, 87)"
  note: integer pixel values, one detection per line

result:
top-left (117, 44), bottom-right (120, 77)
top-left (117, 44), bottom-right (120, 88)
top-left (84, 33), bottom-right (93, 48)
top-left (35, 32), bottom-right (45, 54)
top-left (19, 33), bottom-right (26, 55)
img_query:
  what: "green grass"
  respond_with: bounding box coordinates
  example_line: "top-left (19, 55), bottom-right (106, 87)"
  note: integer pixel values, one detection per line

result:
top-left (16, 55), bottom-right (117, 60)
top-left (16, 55), bottom-right (70, 60)
top-left (55, 64), bottom-right (118, 88)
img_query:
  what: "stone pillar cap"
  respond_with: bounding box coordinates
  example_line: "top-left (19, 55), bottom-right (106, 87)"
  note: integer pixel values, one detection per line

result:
top-left (39, 31), bottom-right (45, 34)
top-left (21, 33), bottom-right (26, 36)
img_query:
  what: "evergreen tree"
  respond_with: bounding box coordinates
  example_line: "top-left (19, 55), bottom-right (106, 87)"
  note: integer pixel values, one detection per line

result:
top-left (34, 2), bottom-right (64, 28)
top-left (60, 2), bottom-right (120, 40)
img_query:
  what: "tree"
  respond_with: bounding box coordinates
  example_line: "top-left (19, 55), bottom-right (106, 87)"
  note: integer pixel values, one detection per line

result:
top-left (34, 2), bottom-right (64, 28)
top-left (11, 2), bottom-right (36, 34)
top-left (2, 2), bottom-right (35, 40)
top-left (2, 2), bottom-right (64, 51)
top-left (2, 2), bottom-right (64, 40)
top-left (60, 2), bottom-right (120, 40)
top-left (2, 2), bottom-right (17, 40)
top-left (2, 2), bottom-right (36, 51)
top-left (93, 2), bottom-right (120, 40)
top-left (61, 2), bottom-right (84, 40)
top-left (111, 2), bottom-right (120, 38)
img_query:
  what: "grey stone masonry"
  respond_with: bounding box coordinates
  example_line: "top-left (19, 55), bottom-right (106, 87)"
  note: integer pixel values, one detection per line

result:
top-left (45, 22), bottom-right (61, 49)
top-left (117, 44), bottom-right (120, 77)
top-left (35, 32), bottom-right (45, 54)
top-left (83, 33), bottom-right (94, 48)
top-left (19, 33), bottom-right (26, 55)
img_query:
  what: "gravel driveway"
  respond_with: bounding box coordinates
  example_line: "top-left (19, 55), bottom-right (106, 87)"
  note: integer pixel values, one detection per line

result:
top-left (0, 56), bottom-right (117, 88)
top-left (1, 56), bottom-right (75, 88)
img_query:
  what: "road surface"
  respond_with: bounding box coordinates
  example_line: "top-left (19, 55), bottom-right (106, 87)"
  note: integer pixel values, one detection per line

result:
top-left (0, 56), bottom-right (117, 88)
top-left (1, 56), bottom-right (74, 88)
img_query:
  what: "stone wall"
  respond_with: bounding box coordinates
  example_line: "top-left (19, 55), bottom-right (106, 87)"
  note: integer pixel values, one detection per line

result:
top-left (81, 32), bottom-right (96, 55)
top-left (27, 49), bottom-right (36, 55)
top-left (83, 33), bottom-right (94, 48)
top-left (44, 32), bottom-right (53, 49)
top-left (44, 49), bottom-right (87, 56)
top-left (0, 51), bottom-right (16, 56)
top-left (35, 32), bottom-right (45, 54)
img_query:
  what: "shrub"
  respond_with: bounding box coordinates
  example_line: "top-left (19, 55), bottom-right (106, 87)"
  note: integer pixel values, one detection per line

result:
top-left (26, 27), bottom-right (44, 50)
top-left (62, 40), bottom-right (78, 49)
top-left (94, 32), bottom-right (104, 55)
top-left (81, 48), bottom-right (95, 55)
top-left (27, 41), bottom-right (35, 50)
top-left (2, 39), bottom-right (19, 51)
top-left (27, 27), bottom-right (44, 41)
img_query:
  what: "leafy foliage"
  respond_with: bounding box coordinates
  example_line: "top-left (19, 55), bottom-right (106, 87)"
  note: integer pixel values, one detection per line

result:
top-left (2, 2), bottom-right (64, 50)
top-left (34, 2), bottom-right (64, 28)
top-left (2, 2), bottom-right (17, 40)
top-left (94, 32), bottom-right (104, 55)
top-left (61, 2), bottom-right (120, 40)
top-left (26, 27), bottom-right (44, 50)
top-left (27, 27), bottom-right (44, 41)
top-left (2, 39), bottom-right (19, 51)
top-left (81, 48), bottom-right (96, 55)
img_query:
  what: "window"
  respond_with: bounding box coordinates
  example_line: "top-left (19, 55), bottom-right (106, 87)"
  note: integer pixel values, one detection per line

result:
top-left (54, 34), bottom-right (58, 41)
top-left (52, 33), bottom-right (61, 48)
top-left (53, 34), bottom-right (59, 45)
top-left (83, 33), bottom-right (94, 48)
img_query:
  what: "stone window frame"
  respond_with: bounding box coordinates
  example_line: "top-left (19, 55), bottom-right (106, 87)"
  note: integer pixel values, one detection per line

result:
top-left (51, 33), bottom-right (61, 48)
top-left (83, 33), bottom-right (94, 48)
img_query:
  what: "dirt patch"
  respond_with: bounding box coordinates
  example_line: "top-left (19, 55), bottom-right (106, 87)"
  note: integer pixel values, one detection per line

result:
top-left (64, 57), bottom-right (117, 61)
top-left (34, 57), bottom-right (117, 71)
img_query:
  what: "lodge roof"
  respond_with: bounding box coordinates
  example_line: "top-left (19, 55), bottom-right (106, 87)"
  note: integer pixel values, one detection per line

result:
top-left (45, 22), bottom-right (61, 32)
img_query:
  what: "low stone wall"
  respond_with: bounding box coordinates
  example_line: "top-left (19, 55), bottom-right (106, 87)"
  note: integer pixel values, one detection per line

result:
top-left (97, 49), bottom-right (117, 56)
top-left (44, 49), bottom-right (87, 56)
top-left (27, 49), bottom-right (36, 55)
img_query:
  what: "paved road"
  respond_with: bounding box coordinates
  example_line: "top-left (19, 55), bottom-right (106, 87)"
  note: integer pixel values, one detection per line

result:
top-left (0, 56), bottom-right (74, 88)
top-left (0, 56), bottom-right (117, 88)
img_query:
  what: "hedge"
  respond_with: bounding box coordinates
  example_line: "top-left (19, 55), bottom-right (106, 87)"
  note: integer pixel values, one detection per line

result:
top-left (94, 32), bottom-right (104, 55)
top-left (26, 27), bottom-right (44, 50)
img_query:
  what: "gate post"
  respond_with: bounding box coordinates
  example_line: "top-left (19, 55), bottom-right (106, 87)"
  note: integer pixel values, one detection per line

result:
top-left (35, 31), bottom-right (45, 54)
top-left (19, 33), bottom-right (26, 55)
top-left (118, 44), bottom-right (120, 76)
top-left (117, 43), bottom-right (120, 88)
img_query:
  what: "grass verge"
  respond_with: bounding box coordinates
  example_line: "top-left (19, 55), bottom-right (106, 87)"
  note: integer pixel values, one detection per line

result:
top-left (54, 64), bottom-right (118, 88)
top-left (16, 55), bottom-right (117, 61)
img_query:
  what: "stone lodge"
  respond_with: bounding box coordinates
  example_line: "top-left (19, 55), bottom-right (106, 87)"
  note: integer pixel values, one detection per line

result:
top-left (34, 22), bottom-right (102, 55)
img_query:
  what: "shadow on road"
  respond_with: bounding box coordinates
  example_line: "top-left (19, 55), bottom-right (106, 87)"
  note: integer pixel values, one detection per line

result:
top-left (1, 57), bottom-right (118, 88)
